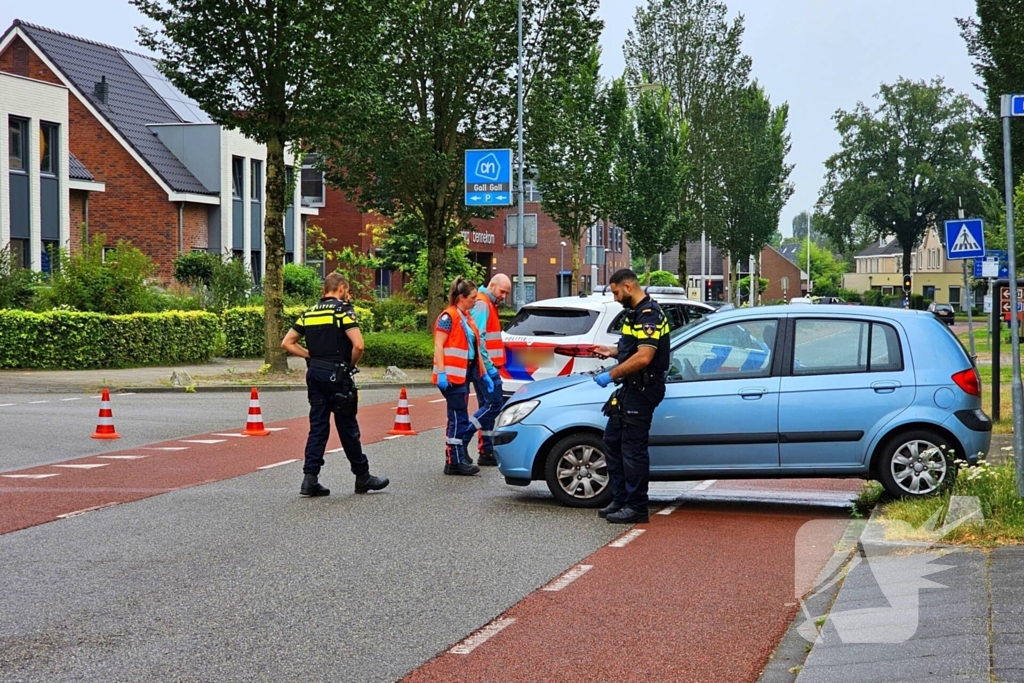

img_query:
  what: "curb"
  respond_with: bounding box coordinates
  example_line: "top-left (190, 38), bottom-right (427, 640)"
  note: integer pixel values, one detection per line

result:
top-left (857, 505), bottom-right (956, 557)
top-left (113, 382), bottom-right (438, 393)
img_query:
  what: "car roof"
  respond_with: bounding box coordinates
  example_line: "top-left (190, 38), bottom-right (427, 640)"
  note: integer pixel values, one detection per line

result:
top-left (705, 304), bottom-right (933, 322)
top-left (523, 291), bottom-right (711, 312)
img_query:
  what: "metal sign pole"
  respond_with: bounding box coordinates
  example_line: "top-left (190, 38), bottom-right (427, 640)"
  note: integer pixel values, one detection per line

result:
top-left (1000, 95), bottom-right (1024, 497)
top-left (515, 0), bottom-right (525, 309)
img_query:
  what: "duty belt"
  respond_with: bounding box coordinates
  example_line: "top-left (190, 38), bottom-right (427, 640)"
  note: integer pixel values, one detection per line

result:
top-left (309, 359), bottom-right (349, 372)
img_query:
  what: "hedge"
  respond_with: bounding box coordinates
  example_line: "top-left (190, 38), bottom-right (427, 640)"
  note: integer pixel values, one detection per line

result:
top-left (222, 304), bottom-right (374, 359)
top-left (360, 331), bottom-right (434, 368)
top-left (0, 310), bottom-right (220, 369)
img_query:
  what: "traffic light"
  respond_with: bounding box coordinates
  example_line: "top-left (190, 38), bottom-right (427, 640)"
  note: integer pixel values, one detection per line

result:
top-left (903, 273), bottom-right (912, 292)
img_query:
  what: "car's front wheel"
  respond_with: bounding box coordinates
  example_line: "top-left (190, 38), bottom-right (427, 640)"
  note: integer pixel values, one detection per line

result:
top-left (544, 433), bottom-right (614, 508)
top-left (876, 428), bottom-right (954, 498)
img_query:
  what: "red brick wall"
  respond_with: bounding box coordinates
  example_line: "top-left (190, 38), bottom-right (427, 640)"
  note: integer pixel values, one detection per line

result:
top-left (0, 36), bottom-right (61, 84)
top-left (761, 247), bottom-right (802, 303)
top-left (68, 189), bottom-right (87, 254)
top-left (182, 203), bottom-right (209, 252)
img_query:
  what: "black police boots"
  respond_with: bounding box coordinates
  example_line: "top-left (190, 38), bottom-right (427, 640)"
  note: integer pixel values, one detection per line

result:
top-left (598, 501), bottom-right (624, 519)
top-left (444, 462), bottom-right (481, 476)
top-left (355, 473), bottom-right (390, 494)
top-left (477, 452), bottom-right (498, 467)
top-left (606, 506), bottom-right (649, 524)
top-left (300, 474), bottom-right (330, 497)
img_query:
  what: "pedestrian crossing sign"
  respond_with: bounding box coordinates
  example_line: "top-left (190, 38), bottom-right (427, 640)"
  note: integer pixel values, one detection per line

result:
top-left (944, 218), bottom-right (985, 260)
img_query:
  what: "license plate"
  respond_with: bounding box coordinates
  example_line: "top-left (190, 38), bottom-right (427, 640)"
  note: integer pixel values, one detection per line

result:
top-left (516, 348), bottom-right (554, 368)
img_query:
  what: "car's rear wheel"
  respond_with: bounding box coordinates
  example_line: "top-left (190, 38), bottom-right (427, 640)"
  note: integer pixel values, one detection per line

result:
top-left (544, 433), bottom-right (614, 508)
top-left (876, 428), bottom-right (954, 498)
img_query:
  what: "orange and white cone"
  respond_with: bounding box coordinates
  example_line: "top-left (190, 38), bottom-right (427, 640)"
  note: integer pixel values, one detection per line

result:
top-left (91, 388), bottom-right (120, 439)
top-left (387, 388), bottom-right (418, 435)
top-left (242, 387), bottom-right (270, 436)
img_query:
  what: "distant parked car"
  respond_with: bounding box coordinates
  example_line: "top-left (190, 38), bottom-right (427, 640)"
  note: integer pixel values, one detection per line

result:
top-left (789, 297), bottom-right (814, 304)
top-left (927, 303), bottom-right (955, 325)
top-left (816, 296), bottom-right (848, 305)
top-left (494, 306), bottom-right (990, 507)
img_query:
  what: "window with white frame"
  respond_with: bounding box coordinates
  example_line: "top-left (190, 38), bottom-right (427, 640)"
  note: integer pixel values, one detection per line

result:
top-left (301, 154), bottom-right (325, 207)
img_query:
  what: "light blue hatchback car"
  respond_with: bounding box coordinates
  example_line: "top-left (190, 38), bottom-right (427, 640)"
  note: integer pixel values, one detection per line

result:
top-left (493, 305), bottom-right (991, 507)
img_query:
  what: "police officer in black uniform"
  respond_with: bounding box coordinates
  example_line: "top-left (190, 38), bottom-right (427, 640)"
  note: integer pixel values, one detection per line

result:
top-left (281, 273), bottom-right (389, 497)
top-left (591, 269), bottom-right (670, 523)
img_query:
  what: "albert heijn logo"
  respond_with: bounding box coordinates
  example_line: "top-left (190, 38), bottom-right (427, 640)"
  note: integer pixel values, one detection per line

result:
top-left (944, 218), bottom-right (985, 260)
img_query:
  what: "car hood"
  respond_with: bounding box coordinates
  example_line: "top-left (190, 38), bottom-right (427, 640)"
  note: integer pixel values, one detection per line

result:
top-left (505, 373), bottom-right (598, 403)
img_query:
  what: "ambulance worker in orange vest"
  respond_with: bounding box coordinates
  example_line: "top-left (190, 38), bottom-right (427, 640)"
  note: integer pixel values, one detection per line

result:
top-left (433, 277), bottom-right (496, 476)
top-left (469, 274), bottom-right (510, 466)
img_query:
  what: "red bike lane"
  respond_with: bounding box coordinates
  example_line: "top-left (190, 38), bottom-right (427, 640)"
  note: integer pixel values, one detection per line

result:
top-left (0, 396), bottom-right (451, 535)
top-left (403, 501), bottom-right (852, 683)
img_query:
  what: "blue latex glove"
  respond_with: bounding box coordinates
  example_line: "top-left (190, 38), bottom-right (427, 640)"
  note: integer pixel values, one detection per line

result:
top-left (594, 371), bottom-right (613, 388)
top-left (437, 372), bottom-right (449, 391)
top-left (482, 373), bottom-right (495, 393)
top-left (487, 366), bottom-right (500, 380)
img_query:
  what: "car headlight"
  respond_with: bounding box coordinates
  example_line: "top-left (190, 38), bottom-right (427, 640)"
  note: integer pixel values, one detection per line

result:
top-left (496, 400), bottom-right (539, 428)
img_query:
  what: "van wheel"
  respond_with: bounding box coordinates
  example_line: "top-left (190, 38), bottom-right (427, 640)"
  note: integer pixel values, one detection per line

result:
top-left (876, 428), bottom-right (953, 498)
top-left (544, 433), bottom-right (614, 508)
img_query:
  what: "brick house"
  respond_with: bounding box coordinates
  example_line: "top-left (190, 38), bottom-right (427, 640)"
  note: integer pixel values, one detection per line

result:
top-left (662, 240), bottom-right (806, 303)
top-left (0, 20), bottom-right (315, 281)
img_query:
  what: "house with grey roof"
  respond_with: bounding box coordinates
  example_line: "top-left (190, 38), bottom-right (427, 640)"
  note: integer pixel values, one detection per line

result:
top-left (0, 20), bottom-right (316, 279)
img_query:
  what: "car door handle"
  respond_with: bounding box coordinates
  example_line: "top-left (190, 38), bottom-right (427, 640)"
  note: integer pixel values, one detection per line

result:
top-left (871, 381), bottom-right (900, 393)
top-left (739, 387), bottom-right (768, 399)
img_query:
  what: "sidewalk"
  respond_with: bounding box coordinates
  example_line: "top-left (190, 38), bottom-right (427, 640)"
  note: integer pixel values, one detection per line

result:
top-left (759, 507), bottom-right (1024, 683)
top-left (0, 357), bottom-right (435, 393)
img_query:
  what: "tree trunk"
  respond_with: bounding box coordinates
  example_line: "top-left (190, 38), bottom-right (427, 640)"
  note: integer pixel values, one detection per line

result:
top-left (424, 205), bottom-right (448, 326)
top-left (677, 237), bottom-right (688, 289)
top-left (902, 246), bottom-right (912, 279)
top-left (263, 131), bottom-right (288, 373)
top-left (571, 240), bottom-right (581, 296)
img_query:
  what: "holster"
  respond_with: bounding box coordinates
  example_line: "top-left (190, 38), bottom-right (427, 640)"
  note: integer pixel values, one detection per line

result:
top-left (601, 387), bottom-right (622, 418)
top-left (330, 379), bottom-right (358, 417)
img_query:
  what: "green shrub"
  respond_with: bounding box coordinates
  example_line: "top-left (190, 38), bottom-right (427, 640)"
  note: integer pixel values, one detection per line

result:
top-left (210, 255), bottom-right (253, 311)
top-left (369, 295), bottom-right (419, 332)
top-left (0, 247), bottom-right (41, 310)
top-left (862, 289), bottom-right (883, 306)
top-left (360, 331), bottom-right (434, 368)
top-left (837, 288), bottom-right (862, 303)
top-left (173, 251), bottom-right (218, 288)
top-left (0, 310), bottom-right (219, 369)
top-left (49, 235), bottom-right (157, 314)
top-left (646, 270), bottom-right (681, 287)
top-left (223, 304), bottom-right (373, 358)
top-left (283, 263), bottom-right (322, 306)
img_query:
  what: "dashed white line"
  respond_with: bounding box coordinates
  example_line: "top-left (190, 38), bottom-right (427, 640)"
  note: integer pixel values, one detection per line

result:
top-left (180, 439), bottom-right (226, 444)
top-left (448, 618), bottom-right (516, 655)
top-left (609, 529), bottom-right (645, 548)
top-left (119, 392), bottom-right (136, 396)
top-left (97, 455), bottom-right (148, 460)
top-left (257, 459), bottom-right (299, 470)
top-left (657, 504), bottom-right (681, 516)
top-left (326, 447), bottom-right (345, 453)
top-left (60, 397), bottom-right (82, 402)
top-left (53, 463), bottom-right (108, 469)
top-left (211, 433), bottom-right (249, 438)
top-left (429, 398), bottom-right (447, 404)
top-left (144, 447), bottom-right (188, 451)
top-left (383, 435), bottom-right (405, 440)
top-left (0, 403), bottom-right (14, 408)
top-left (265, 427), bottom-right (288, 432)
top-left (29, 400), bottom-right (49, 404)
top-left (694, 479), bottom-right (717, 491)
top-left (1, 473), bottom-right (59, 479)
top-left (56, 502), bottom-right (119, 519)
top-left (542, 565), bottom-right (593, 592)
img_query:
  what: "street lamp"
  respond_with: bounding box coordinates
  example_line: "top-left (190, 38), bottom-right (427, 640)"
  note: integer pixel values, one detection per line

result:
top-left (604, 248), bottom-right (612, 287)
top-left (559, 241), bottom-right (566, 296)
top-left (807, 202), bottom-right (831, 295)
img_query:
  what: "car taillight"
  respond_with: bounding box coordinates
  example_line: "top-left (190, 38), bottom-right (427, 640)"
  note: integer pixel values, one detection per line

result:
top-left (952, 368), bottom-right (980, 397)
top-left (554, 344), bottom-right (600, 358)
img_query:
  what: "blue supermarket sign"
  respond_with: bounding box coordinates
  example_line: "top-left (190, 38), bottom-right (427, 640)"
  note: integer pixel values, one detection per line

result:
top-left (465, 149), bottom-right (512, 206)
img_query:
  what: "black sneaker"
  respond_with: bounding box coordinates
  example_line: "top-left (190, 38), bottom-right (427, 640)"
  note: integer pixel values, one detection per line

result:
top-left (300, 474), bottom-right (330, 497)
top-left (444, 463), bottom-right (481, 476)
top-left (477, 452), bottom-right (498, 467)
top-left (598, 502), bottom-right (624, 519)
top-left (606, 506), bottom-right (649, 524)
top-left (354, 474), bottom-right (390, 494)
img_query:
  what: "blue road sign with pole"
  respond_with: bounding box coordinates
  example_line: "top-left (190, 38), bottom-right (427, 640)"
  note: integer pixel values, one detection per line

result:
top-left (944, 218), bottom-right (986, 260)
top-left (465, 149), bottom-right (513, 206)
top-left (975, 249), bottom-right (1010, 279)
top-left (1012, 95), bottom-right (1024, 117)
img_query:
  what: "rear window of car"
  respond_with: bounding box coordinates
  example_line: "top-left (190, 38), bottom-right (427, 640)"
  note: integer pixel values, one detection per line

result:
top-left (504, 308), bottom-right (599, 337)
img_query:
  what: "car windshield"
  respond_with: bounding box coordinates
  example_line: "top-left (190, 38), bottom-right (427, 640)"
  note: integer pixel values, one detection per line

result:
top-left (504, 308), bottom-right (599, 337)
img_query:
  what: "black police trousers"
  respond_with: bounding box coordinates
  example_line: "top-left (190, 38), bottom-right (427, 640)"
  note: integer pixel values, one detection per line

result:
top-left (602, 383), bottom-right (665, 515)
top-left (303, 366), bottom-right (369, 477)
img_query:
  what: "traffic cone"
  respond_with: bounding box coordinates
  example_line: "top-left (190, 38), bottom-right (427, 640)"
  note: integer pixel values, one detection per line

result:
top-left (242, 387), bottom-right (270, 436)
top-left (387, 388), bottom-right (418, 435)
top-left (91, 388), bottom-right (120, 439)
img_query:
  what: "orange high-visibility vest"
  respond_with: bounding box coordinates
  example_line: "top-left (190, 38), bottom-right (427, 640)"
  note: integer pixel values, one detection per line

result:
top-left (433, 306), bottom-right (485, 385)
top-left (475, 291), bottom-right (506, 367)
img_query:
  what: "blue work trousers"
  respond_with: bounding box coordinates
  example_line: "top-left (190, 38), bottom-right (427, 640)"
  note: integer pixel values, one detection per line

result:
top-left (441, 364), bottom-right (481, 465)
top-left (470, 371), bottom-right (504, 455)
top-left (602, 384), bottom-right (664, 515)
top-left (303, 367), bottom-right (369, 477)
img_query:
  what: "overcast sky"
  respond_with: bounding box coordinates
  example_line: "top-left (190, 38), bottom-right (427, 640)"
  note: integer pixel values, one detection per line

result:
top-left (3, 0), bottom-right (981, 237)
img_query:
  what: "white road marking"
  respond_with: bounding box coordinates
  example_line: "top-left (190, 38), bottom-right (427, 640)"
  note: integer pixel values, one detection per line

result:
top-left (609, 529), bottom-right (645, 548)
top-left (0, 403), bottom-right (14, 407)
top-left (656, 504), bottom-right (681, 516)
top-left (144, 447), bottom-right (188, 451)
top-left (265, 427), bottom-right (287, 432)
top-left (448, 618), bottom-right (516, 655)
top-left (257, 459), bottom-right (299, 470)
top-left (1, 473), bottom-right (59, 479)
top-left (326, 447), bottom-right (345, 453)
top-left (29, 400), bottom-right (49, 404)
top-left (694, 479), bottom-right (717, 491)
top-left (60, 397), bottom-right (82, 402)
top-left (384, 435), bottom-right (405, 440)
top-left (56, 502), bottom-right (119, 519)
top-left (53, 463), bottom-right (108, 469)
top-left (211, 433), bottom-right (249, 438)
top-left (542, 565), bottom-right (593, 592)
top-left (119, 392), bottom-right (136, 396)
top-left (429, 398), bottom-right (447, 403)
top-left (98, 455), bottom-right (148, 460)
top-left (180, 439), bottom-right (226, 444)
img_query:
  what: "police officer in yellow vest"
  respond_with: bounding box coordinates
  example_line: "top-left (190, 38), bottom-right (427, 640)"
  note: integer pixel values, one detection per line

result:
top-left (469, 274), bottom-right (511, 466)
top-left (281, 273), bottom-right (389, 497)
top-left (591, 269), bottom-right (670, 524)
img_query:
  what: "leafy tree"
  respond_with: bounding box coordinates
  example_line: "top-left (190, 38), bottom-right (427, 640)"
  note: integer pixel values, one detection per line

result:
top-left (529, 48), bottom-right (624, 295)
top-left (623, 0), bottom-right (752, 285)
top-left (282, 263), bottom-right (322, 306)
top-left (796, 242), bottom-right (847, 294)
top-left (329, 247), bottom-right (381, 301)
top-left (819, 78), bottom-right (989, 277)
top-left (373, 213), bottom-right (426, 276)
top-left (132, 0), bottom-right (390, 371)
top-left (738, 275), bottom-right (768, 297)
top-left (958, 3), bottom-right (1024, 185)
top-left (316, 0), bottom-right (602, 324)
top-left (647, 270), bottom-right (681, 287)
top-left (408, 238), bottom-right (487, 302)
top-left (609, 87), bottom-right (687, 282)
top-left (713, 82), bottom-right (793, 302)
